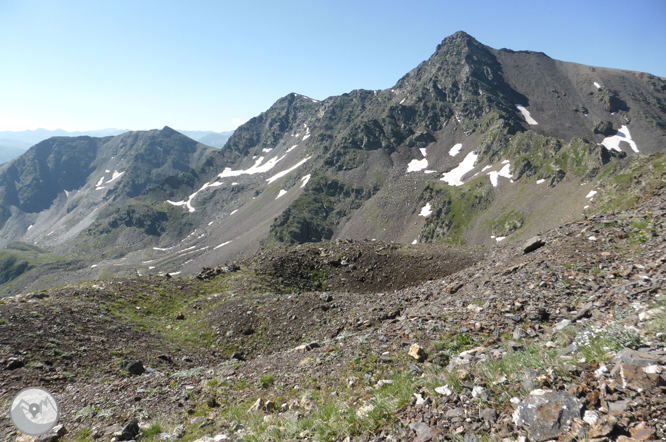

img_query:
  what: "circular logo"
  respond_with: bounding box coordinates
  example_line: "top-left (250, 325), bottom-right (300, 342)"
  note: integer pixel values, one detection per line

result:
top-left (9, 387), bottom-right (59, 436)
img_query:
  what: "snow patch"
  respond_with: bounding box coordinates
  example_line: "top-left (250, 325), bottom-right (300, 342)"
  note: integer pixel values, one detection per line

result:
top-left (96, 177), bottom-right (105, 187)
top-left (594, 82), bottom-right (601, 89)
top-left (487, 163), bottom-right (513, 187)
top-left (481, 165), bottom-right (492, 172)
top-left (276, 189), bottom-right (288, 199)
top-left (412, 239), bottom-right (417, 245)
top-left (262, 148), bottom-right (272, 153)
top-left (266, 156), bottom-right (311, 184)
top-left (419, 148), bottom-right (427, 157)
top-left (27, 225), bottom-right (33, 230)
top-left (406, 158), bottom-right (428, 173)
top-left (214, 240), bottom-right (231, 250)
top-left (153, 246), bottom-right (174, 251)
top-left (301, 174), bottom-right (311, 188)
top-left (230, 209), bottom-right (238, 215)
top-left (167, 181), bottom-right (219, 213)
top-left (441, 152), bottom-right (478, 186)
top-left (516, 104), bottom-right (538, 125)
top-left (302, 134), bottom-right (310, 141)
top-left (449, 143), bottom-right (462, 156)
top-left (424, 170), bottom-right (437, 174)
top-left (106, 170), bottom-right (124, 184)
top-left (495, 236), bottom-right (506, 242)
top-left (536, 179), bottom-right (545, 184)
top-left (419, 203), bottom-right (433, 217)
top-left (602, 125), bottom-right (639, 153)
top-left (286, 144), bottom-right (298, 153)
top-left (586, 190), bottom-right (597, 198)
top-left (218, 155), bottom-right (286, 178)
top-left (399, 97), bottom-right (406, 105)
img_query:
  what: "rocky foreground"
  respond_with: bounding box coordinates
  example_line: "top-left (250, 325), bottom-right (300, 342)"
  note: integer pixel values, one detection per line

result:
top-left (1, 189), bottom-right (665, 442)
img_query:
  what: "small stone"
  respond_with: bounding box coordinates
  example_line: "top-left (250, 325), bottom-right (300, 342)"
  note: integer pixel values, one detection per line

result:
top-left (472, 386), bottom-right (488, 401)
top-left (619, 363), bottom-right (663, 391)
top-left (589, 415), bottom-right (617, 438)
top-left (630, 423), bottom-right (656, 442)
top-left (594, 365), bottom-right (609, 378)
top-left (481, 408), bottom-right (497, 424)
top-left (175, 312), bottom-right (185, 320)
top-left (583, 410), bottom-right (599, 426)
top-left (356, 404), bottom-right (374, 417)
top-left (553, 319), bottom-right (572, 332)
top-left (249, 398), bottom-right (264, 412)
top-left (6, 357), bottom-right (24, 370)
top-left (413, 393), bottom-right (431, 407)
top-left (409, 422), bottom-right (431, 437)
top-left (513, 328), bottom-right (527, 339)
top-left (435, 385), bottom-right (452, 396)
top-left (408, 344), bottom-right (426, 362)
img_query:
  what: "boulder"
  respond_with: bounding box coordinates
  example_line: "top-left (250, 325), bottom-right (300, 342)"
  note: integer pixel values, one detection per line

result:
top-left (594, 121), bottom-right (616, 136)
top-left (121, 360), bottom-right (145, 376)
top-left (523, 236), bottom-right (545, 254)
top-left (120, 419), bottom-right (139, 440)
top-left (513, 391), bottom-right (581, 442)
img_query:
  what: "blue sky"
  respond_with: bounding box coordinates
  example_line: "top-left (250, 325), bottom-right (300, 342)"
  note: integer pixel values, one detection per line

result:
top-left (1, 0), bottom-right (664, 132)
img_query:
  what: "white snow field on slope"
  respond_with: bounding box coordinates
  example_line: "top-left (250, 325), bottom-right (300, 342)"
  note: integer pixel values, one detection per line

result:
top-left (516, 104), bottom-right (538, 125)
top-left (441, 152), bottom-right (478, 186)
top-left (219, 155), bottom-right (286, 178)
top-left (449, 143), bottom-right (462, 156)
top-left (602, 125), bottom-right (639, 153)
top-left (487, 162), bottom-right (513, 187)
top-left (301, 174), bottom-right (311, 188)
top-left (266, 157), bottom-right (311, 184)
top-left (406, 158), bottom-right (428, 173)
top-left (419, 203), bottom-right (433, 217)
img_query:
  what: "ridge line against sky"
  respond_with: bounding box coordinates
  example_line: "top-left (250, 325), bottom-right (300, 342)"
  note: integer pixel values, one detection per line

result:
top-left (1, 0), bottom-right (664, 133)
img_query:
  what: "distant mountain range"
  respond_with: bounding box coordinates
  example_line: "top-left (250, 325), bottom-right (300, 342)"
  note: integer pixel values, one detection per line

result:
top-left (1, 31), bottom-right (666, 295)
top-left (0, 128), bottom-right (234, 165)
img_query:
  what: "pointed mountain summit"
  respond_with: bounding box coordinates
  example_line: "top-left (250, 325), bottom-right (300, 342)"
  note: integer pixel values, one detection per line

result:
top-left (2, 32), bottom-right (666, 295)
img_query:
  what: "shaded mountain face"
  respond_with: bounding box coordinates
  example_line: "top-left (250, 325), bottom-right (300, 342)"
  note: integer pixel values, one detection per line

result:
top-left (2, 31), bottom-right (666, 295)
top-left (0, 127), bottom-right (216, 250)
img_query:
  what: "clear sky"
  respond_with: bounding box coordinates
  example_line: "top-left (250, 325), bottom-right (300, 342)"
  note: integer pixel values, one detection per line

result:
top-left (1, 0), bottom-right (664, 132)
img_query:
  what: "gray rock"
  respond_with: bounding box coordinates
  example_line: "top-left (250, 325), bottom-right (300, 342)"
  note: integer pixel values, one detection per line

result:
top-left (513, 328), bottom-right (527, 339)
top-left (121, 419), bottom-right (139, 440)
top-left (6, 357), bottom-right (24, 370)
top-left (553, 319), bottom-right (572, 332)
top-left (121, 360), bottom-right (145, 376)
top-left (594, 121), bottom-right (615, 136)
top-left (513, 391), bottom-right (581, 442)
top-left (557, 343), bottom-right (578, 357)
top-left (409, 422), bottom-right (431, 436)
top-left (523, 236), bottom-right (545, 254)
top-left (610, 348), bottom-right (661, 376)
top-left (481, 408), bottom-right (497, 424)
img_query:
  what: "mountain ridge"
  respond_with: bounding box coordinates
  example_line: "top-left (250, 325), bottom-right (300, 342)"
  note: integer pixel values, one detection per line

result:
top-left (2, 31), bottom-right (666, 295)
